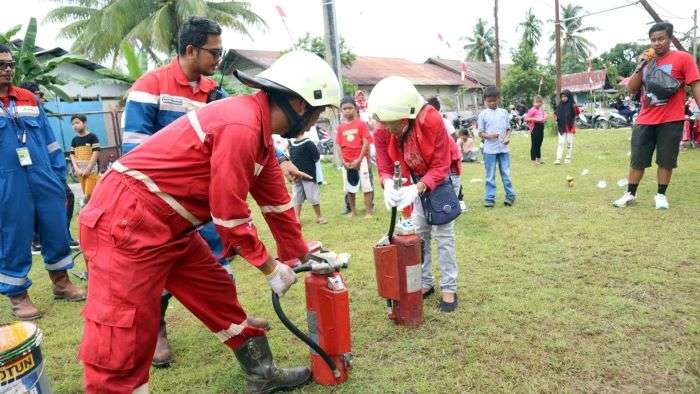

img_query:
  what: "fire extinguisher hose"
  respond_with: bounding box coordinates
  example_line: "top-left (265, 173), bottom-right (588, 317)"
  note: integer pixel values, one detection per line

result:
top-left (385, 207), bottom-right (398, 310)
top-left (388, 206), bottom-right (397, 241)
top-left (271, 264), bottom-right (341, 378)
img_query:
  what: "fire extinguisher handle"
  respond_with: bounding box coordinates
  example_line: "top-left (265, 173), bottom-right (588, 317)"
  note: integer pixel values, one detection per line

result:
top-left (271, 291), bottom-right (341, 378)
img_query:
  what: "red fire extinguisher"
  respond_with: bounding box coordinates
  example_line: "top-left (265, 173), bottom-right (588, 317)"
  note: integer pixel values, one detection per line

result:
top-left (373, 162), bottom-right (423, 327)
top-left (274, 247), bottom-right (352, 386)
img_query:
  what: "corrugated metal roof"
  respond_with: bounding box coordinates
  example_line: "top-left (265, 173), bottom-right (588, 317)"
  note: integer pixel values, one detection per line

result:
top-left (227, 49), bottom-right (478, 88)
top-left (561, 70), bottom-right (610, 92)
top-left (426, 58), bottom-right (509, 87)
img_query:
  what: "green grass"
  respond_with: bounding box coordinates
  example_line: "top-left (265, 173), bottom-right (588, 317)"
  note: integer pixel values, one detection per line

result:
top-left (3, 128), bottom-right (699, 393)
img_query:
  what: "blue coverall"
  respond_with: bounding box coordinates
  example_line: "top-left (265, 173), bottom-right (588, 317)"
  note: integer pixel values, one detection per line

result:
top-left (0, 90), bottom-right (72, 296)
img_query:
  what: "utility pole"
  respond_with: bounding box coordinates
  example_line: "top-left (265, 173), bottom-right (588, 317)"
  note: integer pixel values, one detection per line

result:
top-left (693, 9), bottom-right (698, 60)
top-left (322, 0), bottom-right (343, 90)
top-left (322, 0), bottom-right (343, 166)
top-left (555, 0), bottom-right (561, 100)
top-left (638, 0), bottom-right (687, 51)
top-left (494, 0), bottom-right (501, 88)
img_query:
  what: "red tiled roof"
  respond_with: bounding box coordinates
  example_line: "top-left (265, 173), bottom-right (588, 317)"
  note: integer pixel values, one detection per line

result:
top-left (561, 70), bottom-right (609, 92)
top-left (343, 56), bottom-right (476, 87)
top-left (227, 49), bottom-right (478, 88)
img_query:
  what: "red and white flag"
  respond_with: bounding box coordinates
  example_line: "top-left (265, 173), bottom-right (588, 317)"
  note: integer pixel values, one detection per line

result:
top-left (461, 62), bottom-right (468, 81)
top-left (437, 32), bottom-right (451, 49)
top-left (587, 60), bottom-right (593, 85)
top-left (275, 5), bottom-right (287, 18)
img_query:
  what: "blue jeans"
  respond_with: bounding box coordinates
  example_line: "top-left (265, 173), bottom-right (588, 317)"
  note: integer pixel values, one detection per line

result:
top-left (484, 152), bottom-right (516, 202)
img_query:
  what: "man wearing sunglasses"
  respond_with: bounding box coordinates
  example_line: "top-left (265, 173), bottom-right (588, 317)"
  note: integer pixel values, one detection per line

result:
top-left (120, 16), bottom-right (270, 368)
top-left (0, 45), bottom-right (86, 320)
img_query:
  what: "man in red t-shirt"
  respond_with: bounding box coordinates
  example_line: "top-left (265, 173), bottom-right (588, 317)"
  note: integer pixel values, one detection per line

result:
top-left (614, 22), bottom-right (700, 210)
top-left (336, 96), bottom-right (374, 217)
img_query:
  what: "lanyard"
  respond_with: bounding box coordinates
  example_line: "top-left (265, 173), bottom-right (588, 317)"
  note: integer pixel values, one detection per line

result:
top-left (0, 99), bottom-right (27, 145)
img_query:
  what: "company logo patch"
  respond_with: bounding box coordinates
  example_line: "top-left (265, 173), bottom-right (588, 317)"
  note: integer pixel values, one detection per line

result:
top-left (0, 353), bottom-right (35, 383)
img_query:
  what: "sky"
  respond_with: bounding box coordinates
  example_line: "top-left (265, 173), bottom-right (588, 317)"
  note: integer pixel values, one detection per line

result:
top-left (3, 0), bottom-right (697, 65)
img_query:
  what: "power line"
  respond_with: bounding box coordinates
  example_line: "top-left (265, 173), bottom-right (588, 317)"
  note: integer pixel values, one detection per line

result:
top-left (647, 0), bottom-right (686, 20)
top-left (546, 1), bottom-right (640, 23)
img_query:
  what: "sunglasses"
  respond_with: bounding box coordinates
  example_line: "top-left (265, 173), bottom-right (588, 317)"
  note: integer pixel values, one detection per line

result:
top-left (0, 61), bottom-right (16, 70)
top-left (196, 47), bottom-right (223, 59)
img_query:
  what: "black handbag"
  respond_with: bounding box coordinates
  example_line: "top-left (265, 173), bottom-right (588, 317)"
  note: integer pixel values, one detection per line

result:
top-left (644, 58), bottom-right (681, 102)
top-left (411, 170), bottom-right (461, 226)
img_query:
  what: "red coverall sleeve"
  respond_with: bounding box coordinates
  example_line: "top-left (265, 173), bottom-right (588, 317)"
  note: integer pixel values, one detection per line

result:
top-left (209, 125), bottom-right (270, 267)
top-left (248, 148), bottom-right (308, 262)
top-left (374, 128), bottom-right (394, 186)
top-left (419, 112), bottom-right (451, 191)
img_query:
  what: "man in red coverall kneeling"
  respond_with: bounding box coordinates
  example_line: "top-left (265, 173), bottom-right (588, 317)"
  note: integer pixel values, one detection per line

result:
top-left (77, 50), bottom-right (341, 393)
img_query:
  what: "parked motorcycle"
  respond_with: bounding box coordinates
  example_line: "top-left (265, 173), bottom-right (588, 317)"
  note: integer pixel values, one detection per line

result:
top-left (509, 112), bottom-right (529, 132)
top-left (576, 108), bottom-right (609, 129)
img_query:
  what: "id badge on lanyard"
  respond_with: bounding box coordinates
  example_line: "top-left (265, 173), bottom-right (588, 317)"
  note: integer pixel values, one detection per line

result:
top-left (1, 99), bottom-right (32, 166)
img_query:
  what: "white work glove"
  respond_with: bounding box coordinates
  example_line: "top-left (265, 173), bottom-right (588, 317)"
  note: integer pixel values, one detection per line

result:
top-left (382, 179), bottom-right (401, 209)
top-left (396, 184), bottom-right (419, 209)
top-left (266, 261), bottom-right (297, 296)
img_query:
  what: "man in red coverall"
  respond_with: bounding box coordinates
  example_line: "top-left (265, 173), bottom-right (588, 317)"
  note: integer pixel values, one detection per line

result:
top-left (77, 50), bottom-right (341, 393)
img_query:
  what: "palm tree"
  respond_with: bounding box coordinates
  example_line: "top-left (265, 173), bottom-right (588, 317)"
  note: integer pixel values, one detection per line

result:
top-left (45, 0), bottom-right (265, 64)
top-left (549, 4), bottom-right (598, 62)
top-left (462, 18), bottom-right (496, 62)
top-left (518, 8), bottom-right (542, 49)
top-left (1, 18), bottom-right (85, 100)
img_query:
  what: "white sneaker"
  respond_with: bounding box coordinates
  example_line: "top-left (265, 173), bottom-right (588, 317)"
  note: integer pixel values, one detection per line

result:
top-left (613, 192), bottom-right (636, 207)
top-left (554, 160), bottom-right (561, 165)
top-left (654, 193), bottom-right (669, 209)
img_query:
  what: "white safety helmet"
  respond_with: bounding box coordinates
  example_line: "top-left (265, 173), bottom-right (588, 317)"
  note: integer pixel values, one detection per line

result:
top-left (234, 50), bottom-right (341, 108)
top-left (368, 76), bottom-right (425, 122)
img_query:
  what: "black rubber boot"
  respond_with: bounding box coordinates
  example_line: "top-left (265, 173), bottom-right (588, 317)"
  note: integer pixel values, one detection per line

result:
top-left (233, 336), bottom-right (311, 394)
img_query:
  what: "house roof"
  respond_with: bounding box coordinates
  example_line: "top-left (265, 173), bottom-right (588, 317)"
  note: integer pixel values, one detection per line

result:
top-left (11, 39), bottom-right (104, 71)
top-left (426, 58), bottom-right (509, 87)
top-left (344, 56), bottom-right (477, 87)
top-left (561, 70), bottom-right (611, 92)
top-left (225, 49), bottom-right (479, 88)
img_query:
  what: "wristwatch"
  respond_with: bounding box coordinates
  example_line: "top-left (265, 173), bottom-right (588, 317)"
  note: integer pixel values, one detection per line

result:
top-left (277, 153), bottom-right (290, 164)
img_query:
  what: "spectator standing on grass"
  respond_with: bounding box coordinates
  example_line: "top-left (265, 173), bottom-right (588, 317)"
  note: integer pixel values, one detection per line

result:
top-left (336, 96), bottom-right (374, 218)
top-left (289, 133), bottom-right (327, 224)
top-left (554, 89), bottom-right (579, 165)
top-left (477, 86), bottom-right (516, 208)
top-left (524, 95), bottom-right (546, 165)
top-left (613, 22), bottom-right (700, 210)
top-left (0, 45), bottom-right (85, 320)
top-left (69, 114), bottom-right (101, 204)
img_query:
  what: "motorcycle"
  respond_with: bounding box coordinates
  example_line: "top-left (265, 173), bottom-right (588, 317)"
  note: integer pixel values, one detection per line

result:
top-left (509, 112), bottom-right (529, 132)
top-left (576, 108), bottom-right (608, 129)
top-left (316, 125), bottom-right (334, 155)
top-left (608, 110), bottom-right (630, 128)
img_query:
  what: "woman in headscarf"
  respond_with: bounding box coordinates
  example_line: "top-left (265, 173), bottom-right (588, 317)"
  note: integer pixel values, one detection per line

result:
top-left (554, 90), bottom-right (580, 164)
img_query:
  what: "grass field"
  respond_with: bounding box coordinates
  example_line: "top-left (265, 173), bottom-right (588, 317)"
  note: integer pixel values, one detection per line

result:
top-left (2, 128), bottom-right (699, 393)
